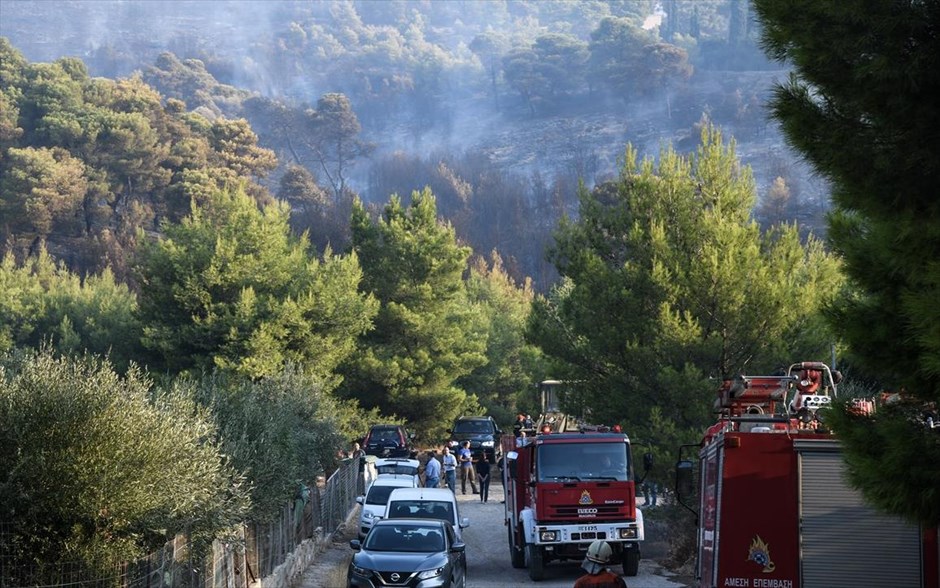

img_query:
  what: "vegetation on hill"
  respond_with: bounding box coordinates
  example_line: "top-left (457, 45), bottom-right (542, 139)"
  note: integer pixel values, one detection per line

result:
top-left (1, 0), bottom-right (796, 290)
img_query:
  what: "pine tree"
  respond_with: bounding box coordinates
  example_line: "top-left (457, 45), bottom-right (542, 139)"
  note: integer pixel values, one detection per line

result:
top-left (530, 124), bottom-right (841, 465)
top-left (457, 251), bottom-right (547, 423)
top-left (754, 0), bottom-right (940, 527)
top-left (135, 186), bottom-right (376, 380)
top-left (342, 188), bottom-right (487, 440)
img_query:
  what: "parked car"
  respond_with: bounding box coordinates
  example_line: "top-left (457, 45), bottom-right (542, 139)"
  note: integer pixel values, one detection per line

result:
top-left (447, 416), bottom-right (502, 463)
top-left (348, 518), bottom-right (467, 588)
top-left (356, 474), bottom-right (419, 539)
top-left (362, 424), bottom-right (416, 458)
top-left (373, 457), bottom-right (421, 485)
top-left (385, 487), bottom-right (470, 541)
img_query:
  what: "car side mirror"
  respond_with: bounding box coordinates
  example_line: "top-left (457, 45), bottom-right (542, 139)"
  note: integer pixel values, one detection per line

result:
top-left (452, 542), bottom-right (466, 552)
top-left (460, 517), bottom-right (470, 528)
top-left (350, 539), bottom-right (361, 550)
top-left (356, 496), bottom-right (364, 504)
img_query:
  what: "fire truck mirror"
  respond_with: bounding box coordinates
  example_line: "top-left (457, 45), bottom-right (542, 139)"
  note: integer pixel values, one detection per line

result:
top-left (676, 459), bottom-right (694, 498)
top-left (643, 452), bottom-right (653, 472)
top-left (506, 451), bottom-right (518, 479)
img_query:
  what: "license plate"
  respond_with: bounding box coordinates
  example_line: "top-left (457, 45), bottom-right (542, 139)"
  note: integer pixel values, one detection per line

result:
top-left (578, 525), bottom-right (598, 531)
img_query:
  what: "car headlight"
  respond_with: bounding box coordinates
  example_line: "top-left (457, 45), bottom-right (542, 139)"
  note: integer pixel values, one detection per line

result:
top-left (362, 511), bottom-right (374, 520)
top-left (481, 441), bottom-right (494, 447)
top-left (350, 564), bottom-right (373, 578)
top-left (619, 527), bottom-right (637, 539)
top-left (416, 566), bottom-right (445, 580)
top-left (540, 530), bottom-right (558, 541)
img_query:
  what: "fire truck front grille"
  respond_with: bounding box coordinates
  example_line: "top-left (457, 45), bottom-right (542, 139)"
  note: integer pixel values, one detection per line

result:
top-left (552, 505), bottom-right (624, 517)
top-left (572, 531), bottom-right (607, 541)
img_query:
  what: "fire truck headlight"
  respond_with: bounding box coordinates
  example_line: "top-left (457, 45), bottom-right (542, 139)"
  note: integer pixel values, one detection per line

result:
top-left (619, 528), bottom-right (637, 539)
top-left (539, 530), bottom-right (558, 541)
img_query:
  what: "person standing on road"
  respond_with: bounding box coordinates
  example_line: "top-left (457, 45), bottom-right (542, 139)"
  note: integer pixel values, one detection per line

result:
top-left (424, 450), bottom-right (441, 488)
top-left (573, 540), bottom-right (628, 588)
top-left (458, 441), bottom-right (479, 494)
top-left (642, 480), bottom-right (659, 507)
top-left (476, 453), bottom-right (491, 502)
top-left (351, 442), bottom-right (365, 494)
top-left (442, 446), bottom-right (458, 493)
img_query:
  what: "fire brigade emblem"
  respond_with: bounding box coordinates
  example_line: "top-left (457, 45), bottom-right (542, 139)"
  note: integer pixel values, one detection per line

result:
top-left (579, 490), bottom-right (593, 505)
top-left (747, 535), bottom-right (775, 572)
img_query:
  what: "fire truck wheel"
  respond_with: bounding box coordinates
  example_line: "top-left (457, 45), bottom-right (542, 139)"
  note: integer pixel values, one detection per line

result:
top-left (509, 526), bottom-right (525, 568)
top-left (621, 547), bottom-right (640, 576)
top-left (527, 543), bottom-right (545, 581)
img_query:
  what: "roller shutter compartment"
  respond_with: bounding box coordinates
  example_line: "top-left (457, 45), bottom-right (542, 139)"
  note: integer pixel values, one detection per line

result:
top-left (798, 447), bottom-right (923, 588)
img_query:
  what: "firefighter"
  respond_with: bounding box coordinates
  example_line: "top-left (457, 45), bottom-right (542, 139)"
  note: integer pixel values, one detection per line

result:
top-left (573, 540), bottom-right (628, 588)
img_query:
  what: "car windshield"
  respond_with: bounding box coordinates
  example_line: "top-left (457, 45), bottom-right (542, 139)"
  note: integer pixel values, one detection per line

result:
top-left (387, 500), bottom-right (455, 523)
top-left (365, 485), bottom-right (401, 506)
top-left (370, 428), bottom-right (401, 443)
top-left (537, 442), bottom-right (630, 482)
top-left (365, 524), bottom-right (445, 552)
top-left (453, 421), bottom-right (492, 434)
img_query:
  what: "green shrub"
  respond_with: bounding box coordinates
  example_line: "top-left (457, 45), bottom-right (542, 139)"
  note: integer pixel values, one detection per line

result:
top-left (0, 348), bottom-right (249, 584)
top-left (189, 366), bottom-right (348, 521)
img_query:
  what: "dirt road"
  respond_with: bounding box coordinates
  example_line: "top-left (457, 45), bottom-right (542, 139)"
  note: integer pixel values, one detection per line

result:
top-left (458, 483), bottom-right (688, 588)
top-left (299, 480), bottom-right (690, 588)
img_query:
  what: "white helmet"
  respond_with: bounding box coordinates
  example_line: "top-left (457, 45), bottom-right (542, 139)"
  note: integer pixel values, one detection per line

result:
top-left (586, 540), bottom-right (612, 564)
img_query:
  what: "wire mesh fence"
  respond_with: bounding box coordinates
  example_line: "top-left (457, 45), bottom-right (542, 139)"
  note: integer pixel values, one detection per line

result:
top-left (1, 458), bottom-right (366, 588)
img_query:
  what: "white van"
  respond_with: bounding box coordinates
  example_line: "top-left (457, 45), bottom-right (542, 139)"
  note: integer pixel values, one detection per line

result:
top-left (385, 487), bottom-right (470, 540)
top-left (356, 474), bottom-right (418, 539)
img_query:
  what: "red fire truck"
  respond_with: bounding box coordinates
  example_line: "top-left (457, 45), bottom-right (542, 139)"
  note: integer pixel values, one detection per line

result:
top-left (676, 361), bottom-right (940, 588)
top-left (502, 380), bottom-right (651, 581)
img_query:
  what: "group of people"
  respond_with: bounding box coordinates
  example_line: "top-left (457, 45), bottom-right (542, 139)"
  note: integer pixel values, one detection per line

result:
top-left (422, 441), bottom-right (494, 502)
top-left (512, 412), bottom-right (534, 437)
